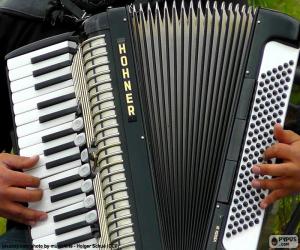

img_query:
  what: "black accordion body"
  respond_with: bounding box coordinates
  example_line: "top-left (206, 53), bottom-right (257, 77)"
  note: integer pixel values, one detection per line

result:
top-left (5, 1), bottom-right (300, 250)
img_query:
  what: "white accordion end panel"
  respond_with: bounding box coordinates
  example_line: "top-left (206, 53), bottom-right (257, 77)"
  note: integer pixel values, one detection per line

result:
top-left (223, 41), bottom-right (300, 250)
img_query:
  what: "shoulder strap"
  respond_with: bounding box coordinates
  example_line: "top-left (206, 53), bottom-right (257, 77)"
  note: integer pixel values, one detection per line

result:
top-left (0, 0), bottom-right (49, 19)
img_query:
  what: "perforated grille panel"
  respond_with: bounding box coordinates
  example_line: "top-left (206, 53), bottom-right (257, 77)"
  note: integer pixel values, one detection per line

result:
top-left (223, 41), bottom-right (299, 250)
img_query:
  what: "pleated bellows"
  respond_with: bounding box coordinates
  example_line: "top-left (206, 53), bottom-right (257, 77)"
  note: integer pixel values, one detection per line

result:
top-left (131, 2), bottom-right (255, 249)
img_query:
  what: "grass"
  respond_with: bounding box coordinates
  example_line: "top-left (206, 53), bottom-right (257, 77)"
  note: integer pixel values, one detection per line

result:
top-left (0, 218), bottom-right (6, 236)
top-left (249, 0), bottom-right (300, 20)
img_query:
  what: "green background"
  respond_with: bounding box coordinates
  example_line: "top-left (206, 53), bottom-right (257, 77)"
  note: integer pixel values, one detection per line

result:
top-left (0, 0), bottom-right (299, 243)
top-left (0, 218), bottom-right (5, 235)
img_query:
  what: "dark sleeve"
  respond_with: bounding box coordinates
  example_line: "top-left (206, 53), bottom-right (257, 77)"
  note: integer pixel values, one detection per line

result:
top-left (0, 12), bottom-right (72, 152)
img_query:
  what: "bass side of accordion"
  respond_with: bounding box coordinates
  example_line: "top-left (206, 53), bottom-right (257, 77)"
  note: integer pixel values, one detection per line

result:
top-left (4, 1), bottom-right (300, 250)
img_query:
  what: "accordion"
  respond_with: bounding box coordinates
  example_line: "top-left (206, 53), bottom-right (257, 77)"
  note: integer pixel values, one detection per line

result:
top-left (5, 1), bottom-right (300, 250)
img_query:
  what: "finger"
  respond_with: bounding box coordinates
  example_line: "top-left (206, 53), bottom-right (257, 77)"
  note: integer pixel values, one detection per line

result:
top-left (274, 124), bottom-right (300, 144)
top-left (251, 177), bottom-right (291, 190)
top-left (264, 143), bottom-right (293, 160)
top-left (1, 211), bottom-right (44, 226)
top-left (259, 189), bottom-right (291, 209)
top-left (0, 210), bottom-right (35, 226)
top-left (252, 163), bottom-right (296, 177)
top-left (4, 187), bottom-right (43, 202)
top-left (0, 202), bottom-right (47, 226)
top-left (0, 153), bottom-right (39, 170)
top-left (5, 169), bottom-right (40, 187)
top-left (7, 202), bottom-right (47, 223)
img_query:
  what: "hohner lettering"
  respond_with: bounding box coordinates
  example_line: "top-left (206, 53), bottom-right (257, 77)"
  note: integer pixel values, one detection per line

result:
top-left (118, 42), bottom-right (137, 122)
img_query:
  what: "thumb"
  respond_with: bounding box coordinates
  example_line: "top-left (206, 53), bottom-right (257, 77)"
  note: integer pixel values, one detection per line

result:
top-left (274, 124), bottom-right (300, 145)
top-left (0, 153), bottom-right (39, 170)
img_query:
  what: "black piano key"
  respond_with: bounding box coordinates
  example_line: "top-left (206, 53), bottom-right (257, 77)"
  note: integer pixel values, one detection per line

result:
top-left (33, 60), bottom-right (72, 77)
top-left (46, 153), bottom-right (81, 169)
top-left (35, 73), bottom-right (72, 90)
top-left (39, 106), bottom-right (77, 123)
top-left (51, 188), bottom-right (82, 203)
top-left (57, 233), bottom-right (95, 249)
top-left (31, 47), bottom-right (77, 64)
top-left (42, 128), bottom-right (74, 143)
top-left (37, 93), bottom-right (76, 110)
top-left (49, 174), bottom-right (82, 190)
top-left (44, 141), bottom-right (75, 156)
top-left (54, 207), bottom-right (91, 222)
top-left (55, 221), bottom-right (88, 235)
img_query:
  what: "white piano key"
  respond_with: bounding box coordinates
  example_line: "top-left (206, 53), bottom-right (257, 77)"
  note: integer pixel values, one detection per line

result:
top-left (31, 212), bottom-right (87, 240)
top-left (31, 209), bottom-right (96, 240)
top-left (32, 226), bottom-right (93, 250)
top-left (25, 159), bottom-right (82, 179)
top-left (13, 86), bottom-right (75, 115)
top-left (15, 99), bottom-right (77, 126)
top-left (10, 66), bottom-right (72, 94)
top-left (12, 78), bottom-right (73, 104)
top-left (29, 179), bottom-right (92, 212)
top-left (31, 196), bottom-right (96, 240)
top-left (29, 179), bottom-right (85, 212)
top-left (45, 164), bottom-right (90, 191)
top-left (18, 121), bottom-right (73, 149)
top-left (27, 147), bottom-right (81, 169)
top-left (39, 166), bottom-right (81, 190)
top-left (18, 118), bottom-right (84, 149)
top-left (20, 133), bottom-right (77, 157)
top-left (7, 41), bottom-right (77, 70)
top-left (9, 53), bottom-right (73, 81)
top-left (17, 113), bottom-right (76, 138)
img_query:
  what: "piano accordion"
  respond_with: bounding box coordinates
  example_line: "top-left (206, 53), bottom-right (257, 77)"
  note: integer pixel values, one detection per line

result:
top-left (5, 1), bottom-right (300, 250)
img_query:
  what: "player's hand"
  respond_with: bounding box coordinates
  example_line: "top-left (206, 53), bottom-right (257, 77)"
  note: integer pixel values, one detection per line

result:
top-left (251, 124), bottom-right (300, 209)
top-left (0, 153), bottom-right (47, 225)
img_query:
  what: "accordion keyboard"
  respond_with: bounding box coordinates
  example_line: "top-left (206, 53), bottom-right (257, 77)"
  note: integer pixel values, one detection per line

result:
top-left (5, 2), bottom-right (300, 250)
top-left (6, 37), bottom-right (101, 250)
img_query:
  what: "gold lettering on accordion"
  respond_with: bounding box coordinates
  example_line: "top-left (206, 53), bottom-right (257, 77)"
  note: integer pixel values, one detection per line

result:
top-left (122, 68), bottom-right (130, 79)
top-left (118, 43), bottom-right (127, 54)
top-left (124, 80), bottom-right (132, 92)
top-left (118, 42), bottom-right (137, 122)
